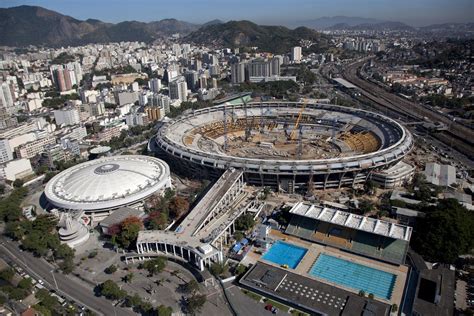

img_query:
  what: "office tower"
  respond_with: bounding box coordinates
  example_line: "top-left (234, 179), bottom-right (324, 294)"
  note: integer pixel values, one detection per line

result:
top-left (199, 76), bottom-right (208, 89)
top-left (271, 57), bottom-right (281, 76)
top-left (0, 138), bottom-right (13, 163)
top-left (169, 77), bottom-right (188, 102)
top-left (291, 46), bottom-right (302, 63)
top-left (52, 67), bottom-right (73, 92)
top-left (209, 65), bottom-right (220, 76)
top-left (66, 62), bottom-right (83, 84)
top-left (148, 94), bottom-right (171, 114)
top-left (231, 62), bottom-right (246, 84)
top-left (193, 59), bottom-right (202, 71)
top-left (184, 70), bottom-right (199, 91)
top-left (0, 82), bottom-right (14, 109)
top-left (248, 59), bottom-right (272, 77)
top-left (149, 78), bottom-right (162, 93)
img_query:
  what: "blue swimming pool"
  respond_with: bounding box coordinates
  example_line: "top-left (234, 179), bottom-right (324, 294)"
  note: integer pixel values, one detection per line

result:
top-left (309, 254), bottom-right (396, 300)
top-left (261, 241), bottom-right (307, 269)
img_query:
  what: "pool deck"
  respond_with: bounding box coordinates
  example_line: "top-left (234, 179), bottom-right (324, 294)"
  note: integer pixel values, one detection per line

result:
top-left (248, 229), bottom-right (409, 307)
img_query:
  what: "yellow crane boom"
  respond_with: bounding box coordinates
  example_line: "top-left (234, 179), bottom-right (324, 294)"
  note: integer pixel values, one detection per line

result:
top-left (289, 99), bottom-right (308, 140)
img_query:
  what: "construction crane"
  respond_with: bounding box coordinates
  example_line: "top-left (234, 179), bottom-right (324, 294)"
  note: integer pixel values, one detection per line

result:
top-left (240, 95), bottom-right (251, 141)
top-left (223, 104), bottom-right (228, 151)
top-left (289, 98), bottom-right (309, 140)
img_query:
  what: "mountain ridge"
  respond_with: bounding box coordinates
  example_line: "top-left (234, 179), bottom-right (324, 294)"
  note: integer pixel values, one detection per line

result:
top-left (183, 20), bottom-right (330, 53)
top-left (0, 5), bottom-right (199, 46)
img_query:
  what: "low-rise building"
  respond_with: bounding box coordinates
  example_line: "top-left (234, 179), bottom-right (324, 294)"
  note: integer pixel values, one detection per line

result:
top-left (424, 163), bottom-right (456, 187)
top-left (99, 207), bottom-right (145, 235)
top-left (371, 161), bottom-right (414, 188)
top-left (97, 125), bottom-right (122, 142)
top-left (0, 158), bottom-right (34, 181)
top-left (15, 136), bottom-right (56, 159)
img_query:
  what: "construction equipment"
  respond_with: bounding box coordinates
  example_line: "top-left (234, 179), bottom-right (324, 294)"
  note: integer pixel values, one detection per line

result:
top-left (289, 98), bottom-right (309, 140)
top-left (240, 95), bottom-right (252, 141)
top-left (223, 104), bottom-right (228, 151)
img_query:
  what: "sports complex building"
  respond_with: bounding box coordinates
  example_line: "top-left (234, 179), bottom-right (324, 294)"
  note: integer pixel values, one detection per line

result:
top-left (239, 201), bottom-right (413, 315)
top-left (44, 155), bottom-right (171, 221)
top-left (153, 101), bottom-right (413, 192)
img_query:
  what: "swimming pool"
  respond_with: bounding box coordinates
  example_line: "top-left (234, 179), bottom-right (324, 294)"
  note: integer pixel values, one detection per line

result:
top-left (309, 254), bottom-right (396, 300)
top-left (261, 241), bottom-right (307, 269)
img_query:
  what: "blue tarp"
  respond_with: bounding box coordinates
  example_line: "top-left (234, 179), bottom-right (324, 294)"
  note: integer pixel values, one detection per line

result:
top-left (232, 243), bottom-right (242, 252)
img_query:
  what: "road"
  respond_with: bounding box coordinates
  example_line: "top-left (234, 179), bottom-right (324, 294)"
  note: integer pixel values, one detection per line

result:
top-left (0, 237), bottom-right (135, 316)
top-left (224, 284), bottom-right (272, 316)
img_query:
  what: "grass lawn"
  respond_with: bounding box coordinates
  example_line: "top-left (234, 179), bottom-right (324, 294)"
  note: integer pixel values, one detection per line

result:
top-left (290, 310), bottom-right (310, 316)
top-left (241, 289), bottom-right (262, 301)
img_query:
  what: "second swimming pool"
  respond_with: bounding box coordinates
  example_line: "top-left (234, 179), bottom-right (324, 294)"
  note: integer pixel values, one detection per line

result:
top-left (261, 241), bottom-right (307, 269)
top-left (309, 253), bottom-right (396, 300)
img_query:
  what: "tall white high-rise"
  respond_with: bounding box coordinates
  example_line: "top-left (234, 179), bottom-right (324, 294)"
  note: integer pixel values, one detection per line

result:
top-left (0, 82), bottom-right (15, 109)
top-left (149, 78), bottom-right (162, 93)
top-left (231, 62), bottom-right (246, 84)
top-left (291, 46), bottom-right (302, 63)
top-left (169, 77), bottom-right (188, 102)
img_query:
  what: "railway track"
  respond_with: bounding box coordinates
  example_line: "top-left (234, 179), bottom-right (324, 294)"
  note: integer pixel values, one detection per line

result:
top-left (343, 61), bottom-right (474, 159)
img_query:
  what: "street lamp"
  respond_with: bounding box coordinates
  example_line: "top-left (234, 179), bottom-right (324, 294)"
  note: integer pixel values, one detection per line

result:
top-left (50, 269), bottom-right (59, 290)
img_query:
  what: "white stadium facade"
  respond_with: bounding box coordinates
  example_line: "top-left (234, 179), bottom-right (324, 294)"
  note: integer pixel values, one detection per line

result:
top-left (44, 155), bottom-right (171, 220)
top-left (153, 101), bottom-right (413, 192)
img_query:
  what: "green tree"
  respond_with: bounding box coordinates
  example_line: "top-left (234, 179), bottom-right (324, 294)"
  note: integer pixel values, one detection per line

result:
top-left (123, 272), bottom-right (134, 283)
top-left (210, 262), bottom-right (228, 277)
top-left (59, 258), bottom-right (74, 274)
top-left (358, 199), bottom-right (374, 214)
top-left (412, 199), bottom-right (474, 263)
top-left (98, 280), bottom-right (126, 300)
top-left (143, 257), bottom-right (167, 276)
top-left (18, 277), bottom-right (33, 290)
top-left (36, 288), bottom-right (59, 310)
top-left (113, 216), bottom-right (143, 249)
top-left (105, 264), bottom-right (118, 274)
top-left (235, 213), bottom-right (255, 231)
top-left (54, 244), bottom-right (75, 260)
top-left (235, 264), bottom-right (247, 276)
top-left (364, 180), bottom-right (376, 194)
top-left (182, 280), bottom-right (199, 294)
top-left (125, 293), bottom-right (142, 308)
top-left (186, 293), bottom-right (207, 314)
top-left (0, 268), bottom-right (14, 282)
top-left (155, 305), bottom-right (173, 316)
top-left (13, 179), bottom-right (24, 188)
top-left (5, 221), bottom-right (27, 240)
top-left (9, 287), bottom-right (28, 300)
top-left (233, 231), bottom-right (245, 242)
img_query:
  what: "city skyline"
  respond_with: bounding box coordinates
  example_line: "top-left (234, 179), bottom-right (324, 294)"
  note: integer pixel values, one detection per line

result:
top-left (0, 0), bottom-right (473, 26)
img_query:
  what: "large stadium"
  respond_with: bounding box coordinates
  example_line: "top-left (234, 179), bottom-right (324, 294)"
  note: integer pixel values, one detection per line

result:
top-left (154, 101), bottom-right (413, 191)
top-left (44, 155), bottom-right (171, 215)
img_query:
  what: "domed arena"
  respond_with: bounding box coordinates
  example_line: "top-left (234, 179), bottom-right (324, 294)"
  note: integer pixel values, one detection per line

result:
top-left (44, 155), bottom-right (171, 215)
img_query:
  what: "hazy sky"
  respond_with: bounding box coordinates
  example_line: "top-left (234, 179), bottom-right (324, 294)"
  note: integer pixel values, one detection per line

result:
top-left (0, 0), bottom-right (472, 26)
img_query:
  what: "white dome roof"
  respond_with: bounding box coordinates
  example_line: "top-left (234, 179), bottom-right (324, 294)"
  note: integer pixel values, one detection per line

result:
top-left (45, 155), bottom-right (170, 211)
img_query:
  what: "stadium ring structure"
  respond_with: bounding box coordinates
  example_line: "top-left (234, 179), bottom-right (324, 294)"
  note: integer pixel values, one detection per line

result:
top-left (153, 101), bottom-right (413, 192)
top-left (44, 155), bottom-right (171, 215)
